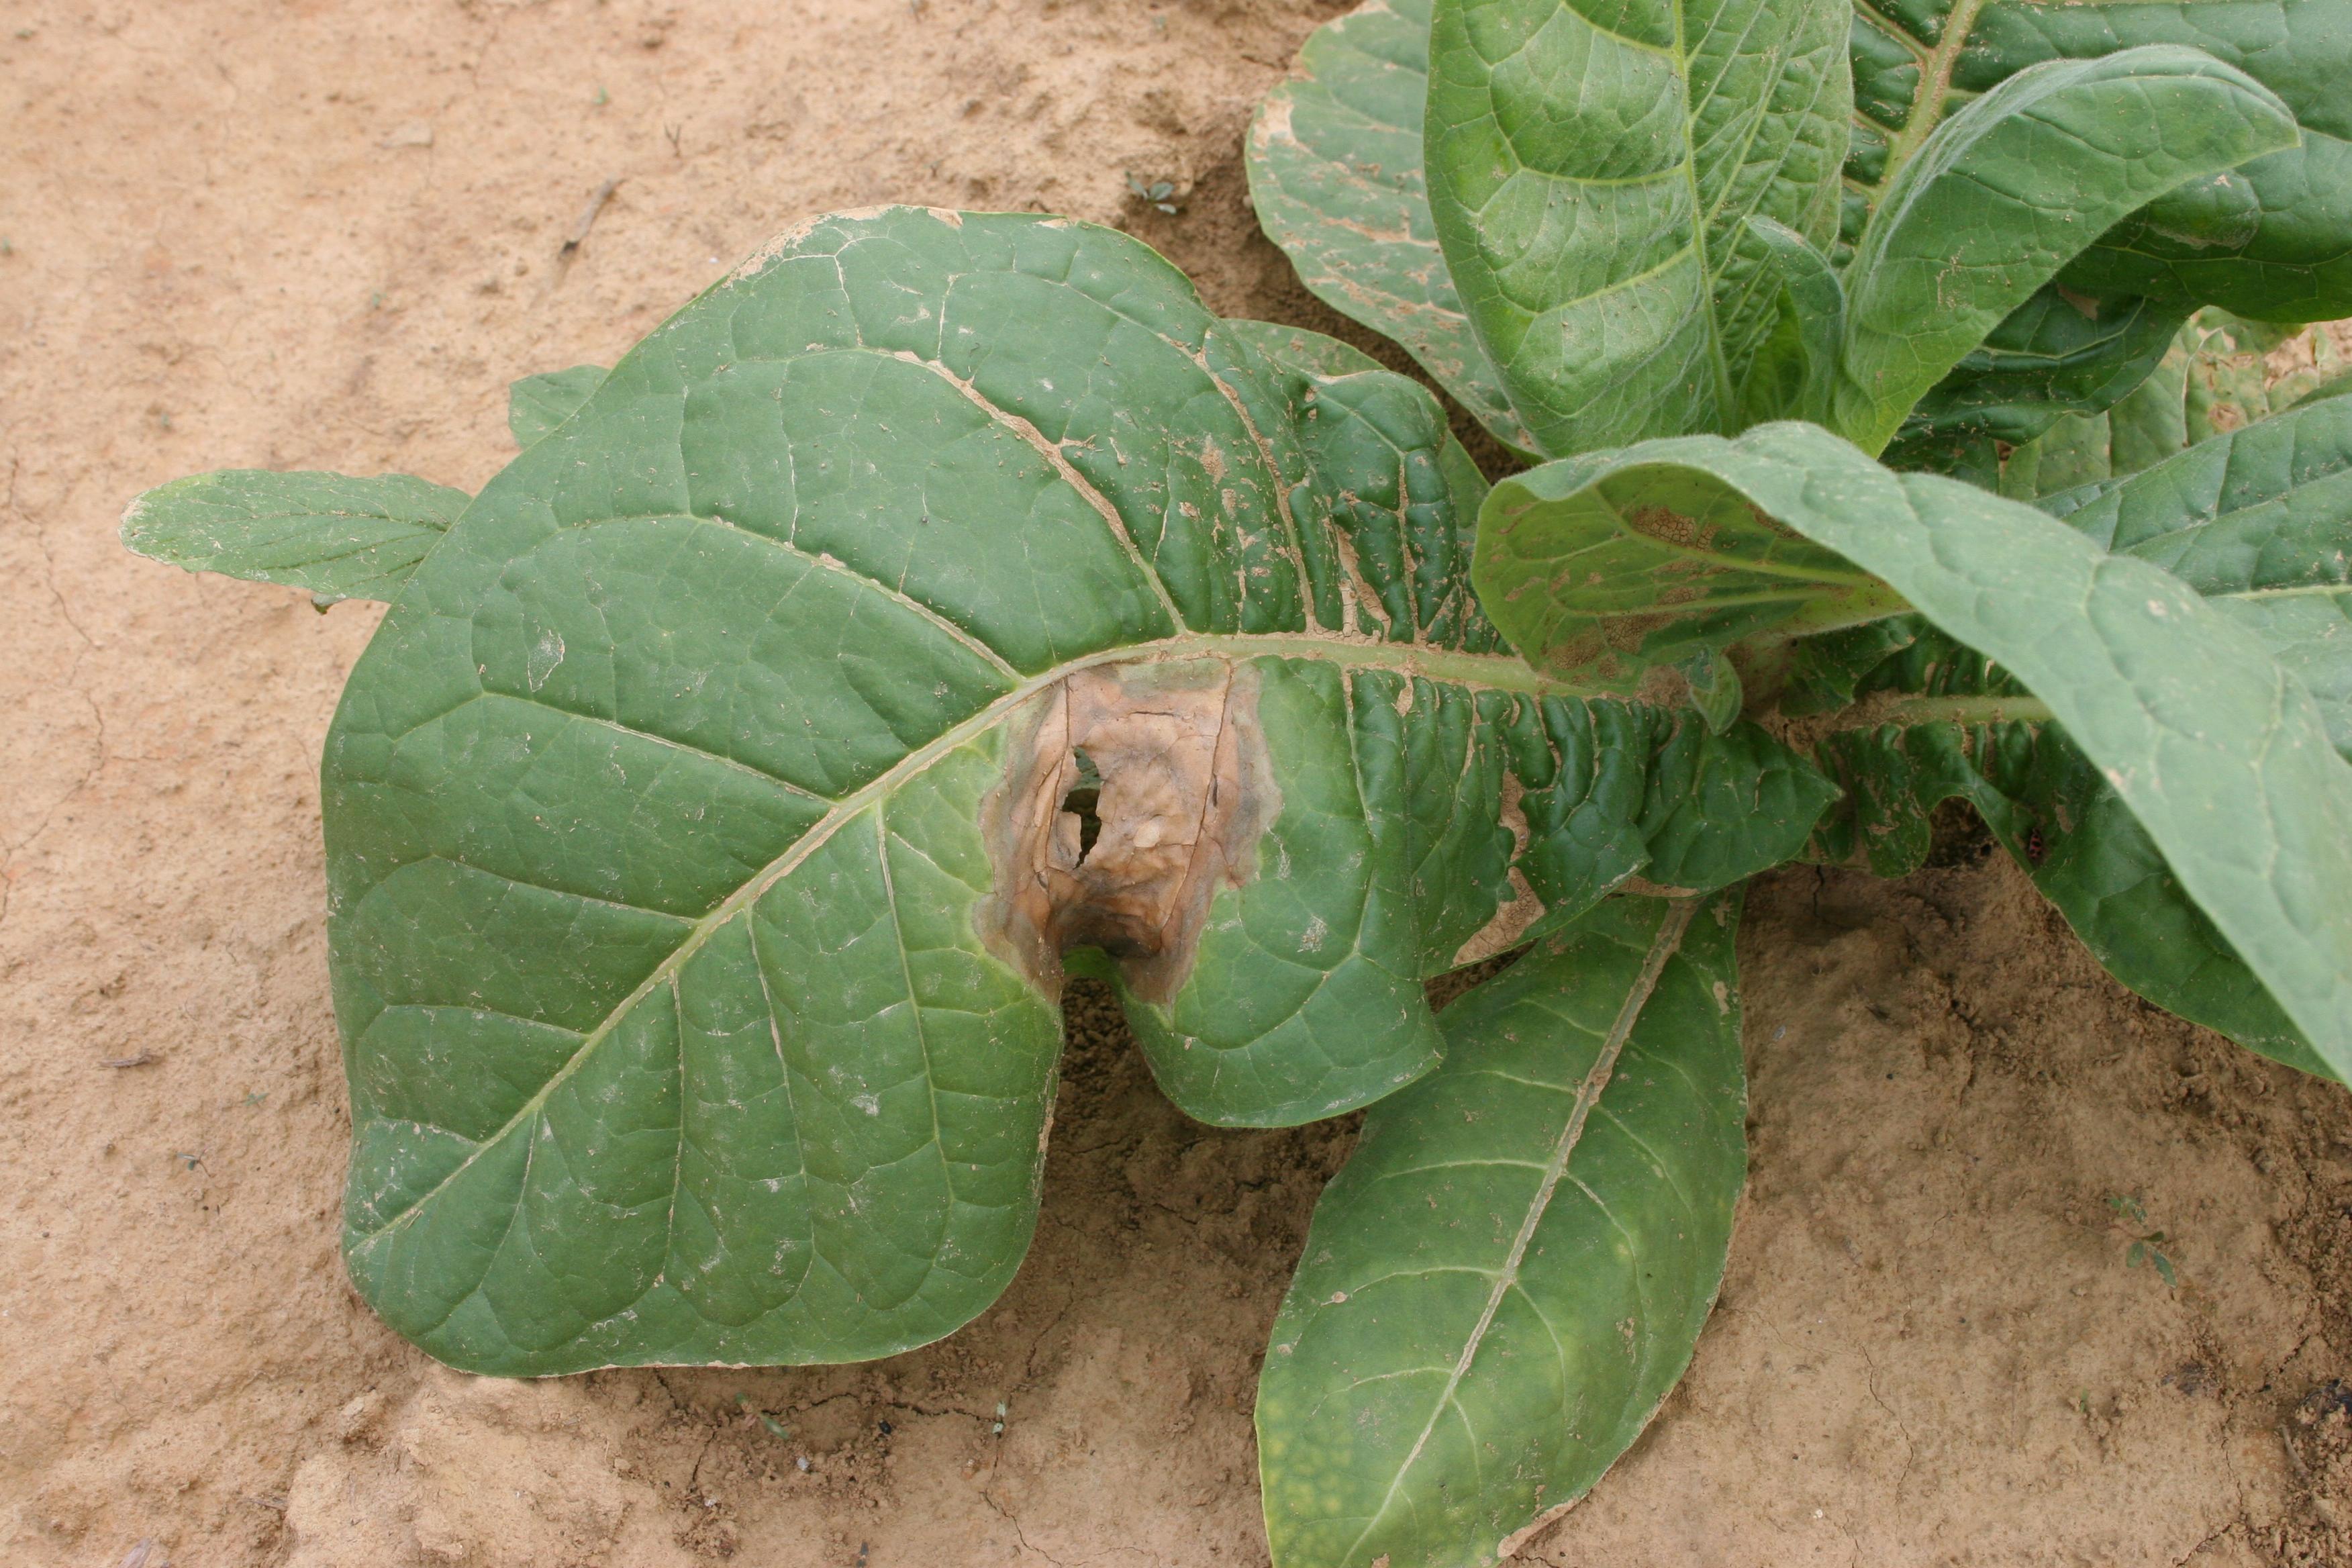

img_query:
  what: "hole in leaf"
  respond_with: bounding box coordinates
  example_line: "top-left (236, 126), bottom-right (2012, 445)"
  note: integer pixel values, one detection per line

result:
top-left (979, 662), bottom-right (1277, 1003)
top-left (1061, 748), bottom-right (1103, 865)
top-left (1924, 797), bottom-right (1998, 869)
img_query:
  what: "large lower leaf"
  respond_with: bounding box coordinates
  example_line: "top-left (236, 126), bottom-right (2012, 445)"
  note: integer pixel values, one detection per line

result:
top-left (1848, 0), bottom-right (2352, 323)
top-left (1257, 891), bottom-right (1744, 1568)
top-left (317, 209), bottom-right (1830, 1374)
top-left (1832, 47), bottom-right (2297, 454)
top-left (1244, 0), bottom-right (1533, 453)
top-left (122, 470), bottom-right (469, 604)
top-left (1478, 420), bottom-right (2352, 1076)
top-left (1422, 0), bottom-right (1852, 456)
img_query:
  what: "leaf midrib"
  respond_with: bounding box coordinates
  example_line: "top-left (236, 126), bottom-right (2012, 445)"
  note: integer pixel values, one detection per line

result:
top-left (1341, 897), bottom-right (1698, 1563)
top-left (2216, 581), bottom-right (2352, 603)
top-left (1822, 691), bottom-right (2055, 730)
top-left (350, 630), bottom-right (1610, 1248)
top-left (1855, 0), bottom-right (1993, 208)
top-left (1670, 0), bottom-right (1742, 424)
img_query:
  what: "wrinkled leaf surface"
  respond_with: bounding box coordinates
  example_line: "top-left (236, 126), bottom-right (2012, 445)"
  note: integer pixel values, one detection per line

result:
top-left (1422, 0), bottom-right (1851, 455)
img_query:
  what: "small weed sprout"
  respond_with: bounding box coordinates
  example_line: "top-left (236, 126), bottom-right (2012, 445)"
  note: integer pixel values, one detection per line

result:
top-left (1126, 173), bottom-right (1179, 214)
top-left (2108, 1195), bottom-right (2180, 1289)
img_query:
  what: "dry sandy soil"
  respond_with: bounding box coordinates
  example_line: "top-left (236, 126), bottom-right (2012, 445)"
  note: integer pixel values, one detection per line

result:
top-left (9, 2), bottom-right (2352, 1565)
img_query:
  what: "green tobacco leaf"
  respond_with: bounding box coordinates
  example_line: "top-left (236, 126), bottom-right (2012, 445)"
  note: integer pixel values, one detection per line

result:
top-left (2000, 409), bottom-right (2117, 501)
top-left (1885, 287), bottom-right (2190, 475)
top-left (1739, 217), bottom-right (1846, 429)
top-left (1849, 0), bottom-right (2352, 324)
top-left (1423, 0), bottom-right (1851, 456)
top-left (1971, 0), bottom-right (2352, 321)
top-left (1778, 612), bottom-right (1926, 716)
top-left (1502, 698), bottom-right (1836, 940)
top-left (2030, 746), bottom-right (2335, 1078)
top-left (2218, 591), bottom-right (2352, 756)
top-left (1806, 393), bottom-right (2352, 1079)
top-left (1244, 0), bottom-right (1534, 452)
top-left (121, 469), bottom-right (470, 604)
top-left (2107, 336), bottom-right (2197, 476)
top-left (1913, 307), bottom-right (2351, 493)
top-left (2049, 393), bottom-right (2352, 752)
top-left (1258, 892), bottom-right (1744, 1568)
top-left (1495, 421), bottom-right (2352, 1073)
top-left (1832, 46), bottom-right (2298, 454)
top-left (1224, 319), bottom-right (1504, 651)
top-left (509, 364), bottom-right (609, 448)
top-left (1679, 645), bottom-right (1745, 735)
top-left (2291, 369), bottom-right (2352, 411)
top-left (317, 209), bottom-right (1829, 1374)
top-left (1801, 622), bottom-right (2039, 879)
top-left (1473, 442), bottom-right (1911, 690)
top-left (2177, 311), bottom-right (2352, 440)
top-left (1806, 621), bottom-right (2334, 1078)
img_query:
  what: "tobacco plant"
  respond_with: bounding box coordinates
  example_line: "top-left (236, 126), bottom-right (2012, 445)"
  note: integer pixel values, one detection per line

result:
top-left (115, 0), bottom-right (2352, 1562)
top-left (1234, 0), bottom-right (2352, 1558)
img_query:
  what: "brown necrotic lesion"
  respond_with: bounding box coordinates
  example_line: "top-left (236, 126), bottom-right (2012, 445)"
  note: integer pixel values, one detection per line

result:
top-left (979, 658), bottom-right (1279, 1003)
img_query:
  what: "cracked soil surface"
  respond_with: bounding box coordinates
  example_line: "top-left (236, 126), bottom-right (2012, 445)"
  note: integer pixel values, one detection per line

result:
top-left (7, 1), bottom-right (2352, 1564)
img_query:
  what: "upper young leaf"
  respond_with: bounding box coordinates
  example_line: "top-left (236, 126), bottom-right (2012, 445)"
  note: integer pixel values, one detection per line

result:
top-left (1951, 0), bottom-right (2352, 321)
top-left (121, 469), bottom-right (469, 604)
top-left (1257, 891), bottom-right (1744, 1568)
top-left (1847, 0), bottom-right (2352, 315)
top-left (317, 209), bottom-right (1832, 1375)
top-left (1832, 46), bottom-right (2298, 454)
top-left (1847, 0), bottom-right (2352, 463)
top-left (1422, 0), bottom-right (1852, 456)
top-left (1246, 0), bottom-right (1535, 452)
